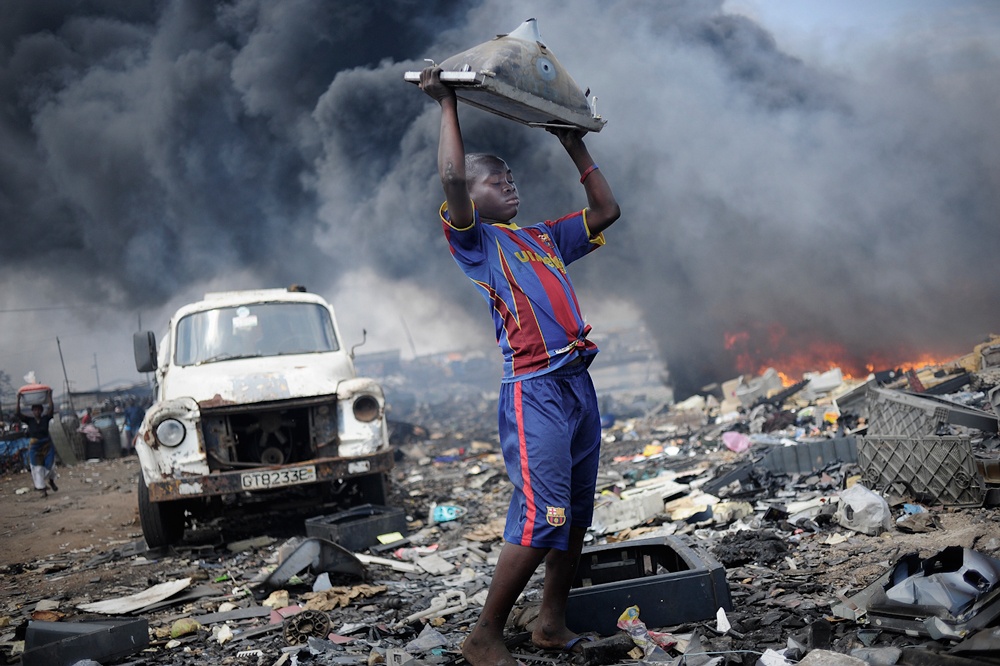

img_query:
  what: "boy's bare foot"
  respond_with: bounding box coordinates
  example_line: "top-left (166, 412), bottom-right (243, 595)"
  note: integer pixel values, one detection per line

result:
top-left (531, 627), bottom-right (591, 653)
top-left (462, 632), bottom-right (522, 666)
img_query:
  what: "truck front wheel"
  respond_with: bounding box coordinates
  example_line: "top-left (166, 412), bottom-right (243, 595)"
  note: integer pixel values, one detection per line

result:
top-left (138, 474), bottom-right (186, 548)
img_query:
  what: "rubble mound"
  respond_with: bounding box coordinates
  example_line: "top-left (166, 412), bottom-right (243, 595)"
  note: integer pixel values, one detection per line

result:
top-left (712, 529), bottom-right (789, 567)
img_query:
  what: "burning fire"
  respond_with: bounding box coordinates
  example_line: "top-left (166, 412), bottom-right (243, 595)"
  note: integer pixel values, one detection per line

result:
top-left (723, 323), bottom-right (963, 385)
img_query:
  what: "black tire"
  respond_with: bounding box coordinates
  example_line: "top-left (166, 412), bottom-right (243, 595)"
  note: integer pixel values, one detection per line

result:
top-left (137, 473), bottom-right (185, 548)
top-left (353, 472), bottom-right (389, 506)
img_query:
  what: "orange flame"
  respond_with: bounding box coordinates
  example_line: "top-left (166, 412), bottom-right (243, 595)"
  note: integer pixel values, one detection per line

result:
top-left (723, 325), bottom-right (963, 385)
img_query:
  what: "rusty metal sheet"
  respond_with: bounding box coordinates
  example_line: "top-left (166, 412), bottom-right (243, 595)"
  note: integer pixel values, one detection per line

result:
top-left (146, 449), bottom-right (394, 502)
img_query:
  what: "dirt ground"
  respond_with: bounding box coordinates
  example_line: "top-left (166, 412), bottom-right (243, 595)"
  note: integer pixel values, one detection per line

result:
top-left (0, 457), bottom-right (149, 599)
top-left (0, 457), bottom-right (140, 564)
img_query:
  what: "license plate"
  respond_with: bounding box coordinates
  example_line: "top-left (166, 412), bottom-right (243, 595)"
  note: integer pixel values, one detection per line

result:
top-left (240, 465), bottom-right (317, 490)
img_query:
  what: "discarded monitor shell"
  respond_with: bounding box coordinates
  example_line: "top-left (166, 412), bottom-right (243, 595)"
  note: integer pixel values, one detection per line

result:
top-left (404, 18), bottom-right (605, 132)
top-left (22, 618), bottom-right (149, 666)
top-left (834, 546), bottom-right (1000, 640)
top-left (263, 537), bottom-right (364, 590)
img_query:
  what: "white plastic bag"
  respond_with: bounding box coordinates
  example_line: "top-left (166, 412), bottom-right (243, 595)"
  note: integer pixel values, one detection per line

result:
top-left (836, 483), bottom-right (892, 535)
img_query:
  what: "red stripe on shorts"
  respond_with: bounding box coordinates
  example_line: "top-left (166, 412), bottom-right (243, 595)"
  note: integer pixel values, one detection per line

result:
top-left (515, 381), bottom-right (535, 546)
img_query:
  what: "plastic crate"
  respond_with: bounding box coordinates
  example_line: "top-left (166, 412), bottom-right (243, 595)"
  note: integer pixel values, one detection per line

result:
top-left (304, 504), bottom-right (407, 552)
top-left (858, 436), bottom-right (985, 507)
top-left (761, 436), bottom-right (858, 475)
top-left (866, 387), bottom-right (998, 437)
top-left (566, 535), bottom-right (732, 635)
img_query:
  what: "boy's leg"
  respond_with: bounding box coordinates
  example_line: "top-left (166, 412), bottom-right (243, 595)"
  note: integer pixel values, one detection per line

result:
top-left (531, 525), bottom-right (586, 650)
top-left (462, 542), bottom-right (547, 666)
top-left (533, 369), bottom-right (602, 649)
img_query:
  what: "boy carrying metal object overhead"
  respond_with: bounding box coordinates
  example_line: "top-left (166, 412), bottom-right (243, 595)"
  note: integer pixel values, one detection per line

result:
top-left (418, 59), bottom-right (621, 666)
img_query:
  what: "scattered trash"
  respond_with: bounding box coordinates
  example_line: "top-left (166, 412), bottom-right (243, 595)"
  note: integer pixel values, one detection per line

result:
top-left (5, 335), bottom-right (1000, 666)
top-left (427, 502), bottom-right (467, 524)
top-left (835, 483), bottom-right (892, 536)
top-left (616, 606), bottom-right (672, 661)
top-left (21, 618), bottom-right (149, 666)
top-left (169, 617), bottom-right (201, 638)
top-left (262, 537), bottom-right (364, 590)
top-left (76, 578), bottom-right (192, 615)
top-left (304, 504), bottom-right (408, 553)
top-left (283, 609), bottom-right (331, 645)
top-left (722, 431), bottom-right (753, 453)
top-left (567, 536), bottom-right (731, 635)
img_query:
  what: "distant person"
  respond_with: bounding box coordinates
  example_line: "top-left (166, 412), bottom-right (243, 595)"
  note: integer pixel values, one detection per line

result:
top-left (80, 407), bottom-right (93, 424)
top-left (123, 399), bottom-right (145, 455)
top-left (420, 67), bottom-right (621, 666)
top-left (14, 392), bottom-right (58, 498)
top-left (78, 418), bottom-right (104, 458)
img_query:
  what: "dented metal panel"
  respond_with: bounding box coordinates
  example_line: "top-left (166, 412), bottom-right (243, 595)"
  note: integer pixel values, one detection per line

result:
top-left (137, 397), bottom-right (209, 480)
top-left (163, 356), bottom-right (355, 406)
top-left (405, 19), bottom-right (605, 132)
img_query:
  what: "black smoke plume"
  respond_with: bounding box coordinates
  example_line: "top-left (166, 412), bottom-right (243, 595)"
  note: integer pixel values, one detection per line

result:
top-left (3, 0), bottom-right (999, 397)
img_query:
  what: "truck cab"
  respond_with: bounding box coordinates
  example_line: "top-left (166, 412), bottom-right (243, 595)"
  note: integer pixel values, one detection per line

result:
top-left (132, 287), bottom-right (393, 548)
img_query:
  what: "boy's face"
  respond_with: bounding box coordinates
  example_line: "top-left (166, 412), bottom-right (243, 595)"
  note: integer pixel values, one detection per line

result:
top-left (469, 159), bottom-right (519, 223)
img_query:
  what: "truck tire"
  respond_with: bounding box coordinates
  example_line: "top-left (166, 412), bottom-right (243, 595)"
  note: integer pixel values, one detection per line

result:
top-left (353, 472), bottom-right (389, 506)
top-left (138, 473), bottom-right (185, 548)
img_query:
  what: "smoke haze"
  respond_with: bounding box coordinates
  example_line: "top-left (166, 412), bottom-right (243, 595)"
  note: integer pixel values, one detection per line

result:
top-left (2, 0), bottom-right (999, 397)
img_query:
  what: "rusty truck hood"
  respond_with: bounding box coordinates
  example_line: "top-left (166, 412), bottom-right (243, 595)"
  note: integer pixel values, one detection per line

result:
top-left (159, 353), bottom-right (356, 406)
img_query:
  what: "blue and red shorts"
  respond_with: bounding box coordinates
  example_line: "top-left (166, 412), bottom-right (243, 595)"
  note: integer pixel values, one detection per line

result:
top-left (498, 361), bottom-right (602, 550)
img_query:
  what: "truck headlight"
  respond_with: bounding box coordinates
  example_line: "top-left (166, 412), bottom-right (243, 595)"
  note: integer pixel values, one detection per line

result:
top-left (352, 395), bottom-right (380, 423)
top-left (155, 419), bottom-right (186, 447)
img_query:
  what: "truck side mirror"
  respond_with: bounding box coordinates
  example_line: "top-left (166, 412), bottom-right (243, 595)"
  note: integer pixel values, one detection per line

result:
top-left (350, 328), bottom-right (367, 359)
top-left (134, 331), bottom-right (158, 373)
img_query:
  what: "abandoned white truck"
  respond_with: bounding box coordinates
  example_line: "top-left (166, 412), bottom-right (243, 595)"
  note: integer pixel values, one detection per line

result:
top-left (132, 287), bottom-right (394, 548)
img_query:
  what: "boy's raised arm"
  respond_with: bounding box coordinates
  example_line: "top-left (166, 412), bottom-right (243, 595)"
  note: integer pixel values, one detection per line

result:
top-left (420, 67), bottom-right (473, 228)
top-left (550, 128), bottom-right (621, 236)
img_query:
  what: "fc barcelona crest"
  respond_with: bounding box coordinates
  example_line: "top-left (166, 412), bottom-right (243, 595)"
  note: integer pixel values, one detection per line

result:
top-left (546, 506), bottom-right (566, 527)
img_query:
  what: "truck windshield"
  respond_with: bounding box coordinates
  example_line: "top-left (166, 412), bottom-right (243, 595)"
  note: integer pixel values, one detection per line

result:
top-left (174, 302), bottom-right (339, 366)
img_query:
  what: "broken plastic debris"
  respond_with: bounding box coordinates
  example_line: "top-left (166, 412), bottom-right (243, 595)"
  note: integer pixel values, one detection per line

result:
top-left (404, 623), bottom-right (449, 653)
top-left (263, 537), bottom-right (364, 590)
top-left (212, 623), bottom-right (233, 645)
top-left (722, 431), bottom-right (752, 453)
top-left (428, 503), bottom-right (467, 524)
top-left (283, 608), bottom-right (331, 645)
top-left (76, 577), bottom-right (191, 615)
top-left (405, 590), bottom-right (468, 623)
top-left (836, 483), bottom-right (892, 536)
top-left (716, 607), bottom-right (731, 633)
top-left (378, 531), bottom-right (405, 544)
top-left (21, 618), bottom-right (149, 666)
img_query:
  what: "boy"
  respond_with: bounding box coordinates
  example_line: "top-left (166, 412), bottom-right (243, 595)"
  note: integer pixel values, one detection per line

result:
top-left (419, 66), bottom-right (621, 666)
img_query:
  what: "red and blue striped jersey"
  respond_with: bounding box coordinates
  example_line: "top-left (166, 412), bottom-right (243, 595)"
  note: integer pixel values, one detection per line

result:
top-left (440, 202), bottom-right (605, 382)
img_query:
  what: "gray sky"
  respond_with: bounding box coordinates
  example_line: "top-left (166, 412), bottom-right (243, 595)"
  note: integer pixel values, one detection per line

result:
top-left (2, 0), bottom-right (999, 398)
